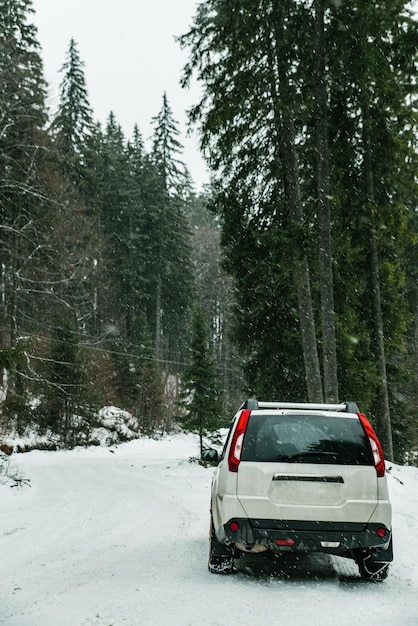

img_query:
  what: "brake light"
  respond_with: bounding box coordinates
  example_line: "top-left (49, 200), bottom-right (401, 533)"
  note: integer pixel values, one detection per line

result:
top-left (228, 409), bottom-right (251, 472)
top-left (358, 413), bottom-right (386, 477)
top-left (275, 539), bottom-right (295, 547)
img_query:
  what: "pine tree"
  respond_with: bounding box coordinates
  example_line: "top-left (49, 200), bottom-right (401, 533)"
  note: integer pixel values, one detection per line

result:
top-left (149, 94), bottom-right (194, 363)
top-left (0, 0), bottom-right (48, 282)
top-left (0, 0), bottom-right (48, 423)
top-left (99, 113), bottom-right (136, 325)
top-left (178, 305), bottom-right (222, 455)
top-left (50, 38), bottom-right (94, 184)
top-left (151, 92), bottom-right (191, 197)
top-left (35, 319), bottom-right (96, 445)
top-left (180, 0), bottom-right (323, 401)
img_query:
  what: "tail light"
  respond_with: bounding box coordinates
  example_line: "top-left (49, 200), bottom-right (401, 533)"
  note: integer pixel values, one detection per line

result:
top-left (228, 410), bottom-right (251, 472)
top-left (275, 539), bottom-right (295, 547)
top-left (358, 413), bottom-right (386, 477)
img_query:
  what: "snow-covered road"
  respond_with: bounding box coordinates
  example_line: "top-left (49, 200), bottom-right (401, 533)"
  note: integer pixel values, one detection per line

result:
top-left (1, 434), bottom-right (417, 625)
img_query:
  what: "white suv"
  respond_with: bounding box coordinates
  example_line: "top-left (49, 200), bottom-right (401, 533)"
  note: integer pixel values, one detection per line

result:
top-left (202, 400), bottom-right (393, 581)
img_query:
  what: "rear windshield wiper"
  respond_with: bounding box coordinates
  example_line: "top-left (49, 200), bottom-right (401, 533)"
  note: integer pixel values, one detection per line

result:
top-left (281, 451), bottom-right (340, 462)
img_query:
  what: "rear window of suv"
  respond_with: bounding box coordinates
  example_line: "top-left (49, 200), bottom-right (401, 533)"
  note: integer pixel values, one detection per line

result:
top-left (241, 413), bottom-right (374, 466)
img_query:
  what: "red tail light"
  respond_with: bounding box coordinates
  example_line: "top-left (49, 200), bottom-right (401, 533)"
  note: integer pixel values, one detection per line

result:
top-left (276, 539), bottom-right (295, 547)
top-left (358, 413), bottom-right (385, 477)
top-left (228, 410), bottom-right (251, 472)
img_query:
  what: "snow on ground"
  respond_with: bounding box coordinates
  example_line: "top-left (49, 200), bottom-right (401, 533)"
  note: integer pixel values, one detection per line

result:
top-left (1, 433), bottom-right (418, 626)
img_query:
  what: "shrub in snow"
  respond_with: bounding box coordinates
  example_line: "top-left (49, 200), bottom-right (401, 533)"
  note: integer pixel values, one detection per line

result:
top-left (90, 406), bottom-right (139, 446)
top-left (0, 451), bottom-right (30, 488)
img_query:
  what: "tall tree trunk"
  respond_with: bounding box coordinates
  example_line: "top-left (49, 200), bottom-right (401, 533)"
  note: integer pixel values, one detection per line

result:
top-left (415, 295), bottom-right (418, 398)
top-left (315, 0), bottom-right (338, 402)
top-left (362, 97), bottom-right (394, 461)
top-left (283, 114), bottom-right (323, 402)
top-left (155, 274), bottom-right (162, 359)
top-left (5, 237), bottom-right (18, 401)
top-left (369, 226), bottom-right (393, 459)
top-left (271, 5), bottom-right (323, 402)
top-left (0, 260), bottom-right (8, 349)
top-left (294, 257), bottom-right (324, 402)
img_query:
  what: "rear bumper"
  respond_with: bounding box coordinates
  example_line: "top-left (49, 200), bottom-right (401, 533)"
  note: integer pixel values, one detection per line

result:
top-left (218, 518), bottom-right (393, 559)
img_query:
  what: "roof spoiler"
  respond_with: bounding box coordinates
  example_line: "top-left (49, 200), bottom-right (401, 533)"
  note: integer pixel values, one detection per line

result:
top-left (240, 399), bottom-right (360, 413)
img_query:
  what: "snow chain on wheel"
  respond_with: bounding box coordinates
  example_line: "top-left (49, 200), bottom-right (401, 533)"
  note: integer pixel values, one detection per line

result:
top-left (208, 516), bottom-right (235, 574)
top-left (358, 555), bottom-right (390, 581)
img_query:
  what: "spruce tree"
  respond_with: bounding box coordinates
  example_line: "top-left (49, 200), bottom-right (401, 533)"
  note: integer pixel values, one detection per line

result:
top-left (151, 92), bottom-right (191, 197)
top-left (0, 0), bottom-right (48, 424)
top-left (180, 0), bottom-right (323, 401)
top-left (50, 38), bottom-right (94, 185)
top-left (178, 305), bottom-right (222, 455)
top-left (150, 94), bottom-right (193, 364)
top-left (0, 0), bottom-right (48, 298)
top-left (35, 319), bottom-right (96, 445)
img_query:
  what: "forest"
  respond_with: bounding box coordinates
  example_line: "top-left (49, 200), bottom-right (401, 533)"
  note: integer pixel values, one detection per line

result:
top-left (1, 0), bottom-right (418, 464)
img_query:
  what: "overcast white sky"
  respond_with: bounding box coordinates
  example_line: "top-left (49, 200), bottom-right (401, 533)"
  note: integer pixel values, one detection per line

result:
top-left (31, 0), bottom-right (209, 189)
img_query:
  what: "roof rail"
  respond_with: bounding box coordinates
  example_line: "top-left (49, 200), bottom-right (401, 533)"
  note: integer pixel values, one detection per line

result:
top-left (240, 398), bottom-right (259, 410)
top-left (240, 399), bottom-right (359, 413)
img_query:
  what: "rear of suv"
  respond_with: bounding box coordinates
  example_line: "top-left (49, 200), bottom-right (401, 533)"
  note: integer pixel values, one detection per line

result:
top-left (203, 400), bottom-right (393, 581)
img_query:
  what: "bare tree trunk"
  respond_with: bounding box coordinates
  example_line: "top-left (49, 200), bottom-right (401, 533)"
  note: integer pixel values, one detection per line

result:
top-left (279, 110), bottom-right (323, 402)
top-left (0, 261), bottom-right (8, 349)
top-left (369, 227), bottom-right (393, 460)
top-left (271, 5), bottom-right (323, 402)
top-left (155, 275), bottom-right (162, 359)
top-left (362, 97), bottom-right (394, 461)
top-left (415, 297), bottom-right (418, 397)
top-left (294, 259), bottom-right (324, 402)
top-left (315, 0), bottom-right (338, 402)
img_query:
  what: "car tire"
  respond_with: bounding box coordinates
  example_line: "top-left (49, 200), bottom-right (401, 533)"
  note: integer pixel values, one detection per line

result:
top-left (357, 555), bottom-right (390, 581)
top-left (208, 516), bottom-right (235, 574)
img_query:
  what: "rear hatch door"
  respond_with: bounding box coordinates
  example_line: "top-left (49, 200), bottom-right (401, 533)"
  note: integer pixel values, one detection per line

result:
top-left (237, 410), bottom-right (378, 523)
